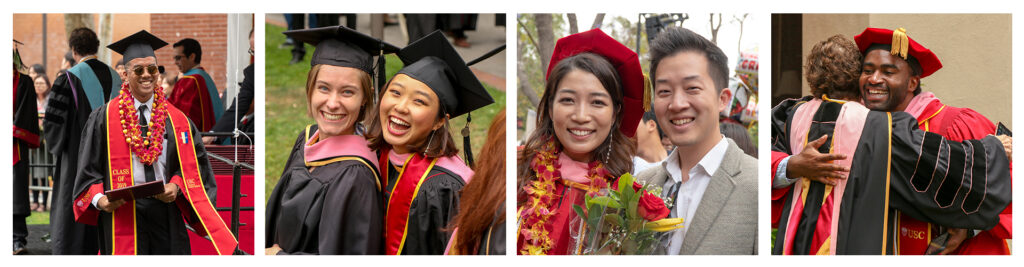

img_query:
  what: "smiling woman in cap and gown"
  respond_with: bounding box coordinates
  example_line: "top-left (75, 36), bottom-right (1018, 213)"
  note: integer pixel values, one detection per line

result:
top-left (364, 30), bottom-right (494, 255)
top-left (264, 25), bottom-right (399, 255)
top-left (71, 30), bottom-right (237, 255)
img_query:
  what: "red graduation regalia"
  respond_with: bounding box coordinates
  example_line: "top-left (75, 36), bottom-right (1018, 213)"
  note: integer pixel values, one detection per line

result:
top-left (71, 95), bottom-right (238, 255)
top-left (168, 68), bottom-right (217, 132)
top-left (770, 96), bottom-right (1011, 255)
top-left (897, 92), bottom-right (1011, 255)
top-left (380, 150), bottom-right (473, 255)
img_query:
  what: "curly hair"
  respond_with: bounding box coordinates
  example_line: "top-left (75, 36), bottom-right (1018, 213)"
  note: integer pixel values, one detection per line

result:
top-left (805, 35), bottom-right (862, 100)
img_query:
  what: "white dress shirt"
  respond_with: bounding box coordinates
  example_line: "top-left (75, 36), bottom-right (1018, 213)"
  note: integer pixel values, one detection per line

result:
top-left (92, 96), bottom-right (169, 207)
top-left (661, 137), bottom-right (729, 255)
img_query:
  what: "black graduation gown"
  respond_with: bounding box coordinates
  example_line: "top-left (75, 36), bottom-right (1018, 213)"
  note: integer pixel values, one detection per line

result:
top-left (210, 64), bottom-right (254, 145)
top-left (477, 202), bottom-right (506, 255)
top-left (14, 71), bottom-right (40, 217)
top-left (265, 126), bottom-right (384, 255)
top-left (71, 104), bottom-right (218, 255)
top-left (770, 97), bottom-right (1011, 255)
top-left (383, 160), bottom-right (466, 255)
top-left (44, 64), bottom-right (116, 254)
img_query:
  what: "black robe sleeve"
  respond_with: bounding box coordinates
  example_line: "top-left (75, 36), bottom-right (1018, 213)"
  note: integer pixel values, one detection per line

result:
top-left (14, 72), bottom-right (39, 215)
top-left (72, 105), bottom-right (110, 208)
top-left (887, 111), bottom-right (1011, 230)
top-left (400, 168), bottom-right (465, 255)
top-left (770, 96), bottom-right (813, 155)
top-left (45, 71), bottom-right (92, 175)
top-left (264, 129), bottom-right (306, 249)
top-left (482, 202), bottom-right (506, 255)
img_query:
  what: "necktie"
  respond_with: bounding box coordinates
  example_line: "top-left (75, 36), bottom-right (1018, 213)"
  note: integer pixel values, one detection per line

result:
top-left (665, 180), bottom-right (682, 218)
top-left (138, 105), bottom-right (156, 182)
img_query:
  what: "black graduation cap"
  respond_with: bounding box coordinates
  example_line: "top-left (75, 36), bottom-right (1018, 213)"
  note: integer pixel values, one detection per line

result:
top-left (396, 30), bottom-right (494, 118)
top-left (284, 26), bottom-right (399, 102)
top-left (107, 30), bottom-right (168, 64)
top-left (283, 26), bottom-right (399, 74)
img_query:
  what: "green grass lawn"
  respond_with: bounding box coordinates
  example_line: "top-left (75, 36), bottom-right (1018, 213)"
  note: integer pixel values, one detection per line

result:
top-left (264, 23), bottom-right (506, 199)
top-left (27, 211), bottom-right (49, 225)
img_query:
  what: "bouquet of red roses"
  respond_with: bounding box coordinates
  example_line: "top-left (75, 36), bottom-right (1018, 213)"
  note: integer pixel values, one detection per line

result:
top-left (570, 173), bottom-right (684, 255)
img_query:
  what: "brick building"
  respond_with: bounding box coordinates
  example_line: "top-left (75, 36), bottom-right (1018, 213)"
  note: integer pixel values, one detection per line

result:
top-left (13, 13), bottom-right (251, 97)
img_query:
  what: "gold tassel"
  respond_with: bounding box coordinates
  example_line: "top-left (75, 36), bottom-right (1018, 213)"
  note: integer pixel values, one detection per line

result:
top-left (642, 73), bottom-right (652, 112)
top-left (891, 27), bottom-right (909, 60)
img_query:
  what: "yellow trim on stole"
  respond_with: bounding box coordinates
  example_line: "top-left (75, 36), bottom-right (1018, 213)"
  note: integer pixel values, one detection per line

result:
top-left (882, 112), bottom-right (893, 255)
top-left (394, 157), bottom-right (439, 255)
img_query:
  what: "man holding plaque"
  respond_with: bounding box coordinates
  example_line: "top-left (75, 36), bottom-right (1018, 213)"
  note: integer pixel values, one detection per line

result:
top-left (71, 30), bottom-right (238, 255)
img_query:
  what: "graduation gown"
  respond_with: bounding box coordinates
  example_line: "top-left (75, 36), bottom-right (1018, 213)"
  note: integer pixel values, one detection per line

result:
top-left (381, 150), bottom-right (473, 255)
top-left (71, 102), bottom-right (227, 255)
top-left (265, 125), bottom-right (384, 255)
top-left (210, 64), bottom-right (254, 145)
top-left (446, 201), bottom-right (506, 255)
top-left (13, 70), bottom-right (40, 217)
top-left (169, 67), bottom-right (220, 132)
top-left (44, 59), bottom-right (120, 254)
top-left (900, 92), bottom-right (1011, 255)
top-left (770, 96), bottom-right (1011, 255)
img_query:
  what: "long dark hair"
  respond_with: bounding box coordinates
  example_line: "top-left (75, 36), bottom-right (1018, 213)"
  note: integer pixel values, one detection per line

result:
top-left (449, 109), bottom-right (505, 254)
top-left (517, 52), bottom-right (636, 203)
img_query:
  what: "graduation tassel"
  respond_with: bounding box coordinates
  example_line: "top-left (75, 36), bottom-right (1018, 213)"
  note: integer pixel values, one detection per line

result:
top-left (375, 44), bottom-right (386, 105)
top-left (891, 27), bottom-right (909, 60)
top-left (463, 113), bottom-right (474, 167)
top-left (642, 73), bottom-right (652, 112)
top-left (460, 44), bottom-right (505, 167)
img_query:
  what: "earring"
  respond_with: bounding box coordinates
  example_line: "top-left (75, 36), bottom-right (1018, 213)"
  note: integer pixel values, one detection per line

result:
top-left (426, 130), bottom-right (436, 152)
top-left (604, 131), bottom-right (613, 164)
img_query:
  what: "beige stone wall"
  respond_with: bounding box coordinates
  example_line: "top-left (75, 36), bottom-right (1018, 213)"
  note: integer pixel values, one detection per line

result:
top-left (801, 14), bottom-right (1012, 127)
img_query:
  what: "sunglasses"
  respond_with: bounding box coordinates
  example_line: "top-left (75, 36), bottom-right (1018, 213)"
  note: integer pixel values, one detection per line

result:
top-left (248, 48), bottom-right (254, 56)
top-left (132, 65), bottom-right (159, 76)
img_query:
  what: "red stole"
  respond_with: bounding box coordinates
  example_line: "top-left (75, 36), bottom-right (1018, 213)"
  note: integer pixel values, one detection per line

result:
top-left (72, 103), bottom-right (237, 255)
top-left (380, 149), bottom-right (439, 255)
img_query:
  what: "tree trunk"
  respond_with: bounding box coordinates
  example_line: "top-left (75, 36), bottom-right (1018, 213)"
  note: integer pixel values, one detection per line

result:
top-left (535, 14), bottom-right (555, 74)
top-left (591, 14), bottom-right (606, 30)
top-left (97, 14), bottom-right (113, 63)
top-left (567, 13), bottom-right (579, 34)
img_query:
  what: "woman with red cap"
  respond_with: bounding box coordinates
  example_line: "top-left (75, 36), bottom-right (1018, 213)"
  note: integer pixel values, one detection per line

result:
top-left (516, 28), bottom-right (649, 255)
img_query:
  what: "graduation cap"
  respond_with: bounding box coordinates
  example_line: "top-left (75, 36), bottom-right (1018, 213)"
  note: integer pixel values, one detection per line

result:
top-left (854, 27), bottom-right (942, 78)
top-left (283, 26), bottom-right (399, 99)
top-left (108, 30), bottom-right (168, 65)
top-left (547, 28), bottom-right (647, 138)
top-left (396, 30), bottom-right (495, 118)
top-left (395, 30), bottom-right (498, 165)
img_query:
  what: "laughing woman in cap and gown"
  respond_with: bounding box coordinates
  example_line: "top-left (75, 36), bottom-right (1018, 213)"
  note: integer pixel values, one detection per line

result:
top-left (264, 26), bottom-right (399, 255)
top-left (516, 28), bottom-right (648, 255)
top-left (366, 30), bottom-right (494, 255)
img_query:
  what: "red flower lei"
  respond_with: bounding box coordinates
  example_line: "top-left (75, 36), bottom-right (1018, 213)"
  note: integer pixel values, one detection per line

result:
top-left (115, 82), bottom-right (169, 165)
top-left (519, 138), bottom-right (610, 255)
